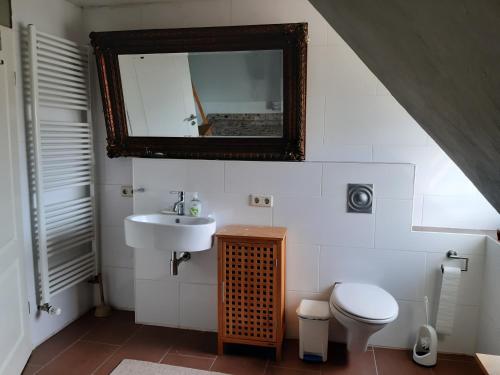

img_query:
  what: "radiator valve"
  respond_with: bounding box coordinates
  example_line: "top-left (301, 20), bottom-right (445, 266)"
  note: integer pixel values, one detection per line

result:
top-left (39, 303), bottom-right (62, 315)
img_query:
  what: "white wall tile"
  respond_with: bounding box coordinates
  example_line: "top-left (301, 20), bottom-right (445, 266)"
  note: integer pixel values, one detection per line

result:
top-left (322, 163), bottom-right (414, 199)
top-left (133, 188), bottom-right (181, 215)
top-left (101, 225), bottom-right (134, 268)
top-left (437, 305), bottom-right (479, 355)
top-left (96, 142), bottom-right (133, 185)
top-left (91, 89), bottom-right (108, 144)
top-left (308, 145), bottom-right (373, 163)
top-left (141, 0), bottom-right (231, 29)
top-left (308, 45), bottom-right (378, 98)
top-left (373, 143), bottom-right (499, 230)
top-left (325, 93), bottom-right (428, 147)
top-left (99, 185), bottom-right (133, 226)
top-left (180, 283), bottom-right (217, 331)
top-left (286, 243), bottom-right (320, 292)
top-left (375, 199), bottom-right (486, 254)
top-left (133, 159), bottom-right (225, 193)
top-left (422, 195), bottom-right (500, 230)
top-left (319, 246), bottom-right (426, 301)
top-left (476, 238), bottom-right (500, 354)
top-left (273, 196), bottom-right (375, 247)
top-left (326, 26), bottom-right (346, 46)
top-left (307, 45), bottom-right (331, 98)
top-left (103, 266), bottom-right (135, 310)
top-left (135, 246), bottom-right (217, 285)
top-left (412, 195), bottom-right (424, 226)
top-left (83, 5), bottom-right (143, 33)
top-left (480, 243), bottom-right (500, 329)
top-left (178, 248), bottom-right (218, 285)
top-left (135, 248), bottom-right (171, 280)
top-left (374, 144), bottom-right (482, 197)
top-left (204, 192), bottom-right (273, 228)
top-left (135, 278), bottom-right (179, 326)
top-left (225, 161), bottom-right (322, 196)
top-left (369, 299), bottom-right (426, 349)
top-left (231, 0), bottom-right (328, 45)
top-left (305, 96), bottom-right (326, 161)
top-left (477, 315), bottom-right (500, 355)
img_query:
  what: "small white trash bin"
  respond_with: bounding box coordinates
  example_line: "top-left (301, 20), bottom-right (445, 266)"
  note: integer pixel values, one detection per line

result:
top-left (296, 299), bottom-right (330, 362)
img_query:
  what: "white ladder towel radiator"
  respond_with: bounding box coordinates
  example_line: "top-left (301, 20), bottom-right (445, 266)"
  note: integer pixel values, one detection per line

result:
top-left (27, 25), bottom-right (97, 313)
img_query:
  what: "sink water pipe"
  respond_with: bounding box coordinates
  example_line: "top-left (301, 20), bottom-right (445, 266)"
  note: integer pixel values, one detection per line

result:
top-left (170, 251), bottom-right (191, 276)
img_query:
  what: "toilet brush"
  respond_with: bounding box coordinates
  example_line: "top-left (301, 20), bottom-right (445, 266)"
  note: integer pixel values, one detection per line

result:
top-left (412, 296), bottom-right (437, 367)
top-left (93, 273), bottom-right (112, 318)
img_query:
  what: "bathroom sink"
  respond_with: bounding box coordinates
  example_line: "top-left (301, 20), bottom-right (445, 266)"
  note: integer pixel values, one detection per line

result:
top-left (124, 214), bottom-right (216, 252)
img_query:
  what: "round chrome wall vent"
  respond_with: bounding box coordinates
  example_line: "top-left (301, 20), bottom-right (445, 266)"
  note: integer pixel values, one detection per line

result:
top-left (347, 184), bottom-right (373, 213)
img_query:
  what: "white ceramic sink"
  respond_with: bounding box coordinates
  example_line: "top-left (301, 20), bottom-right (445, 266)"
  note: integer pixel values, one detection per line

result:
top-left (124, 214), bottom-right (216, 252)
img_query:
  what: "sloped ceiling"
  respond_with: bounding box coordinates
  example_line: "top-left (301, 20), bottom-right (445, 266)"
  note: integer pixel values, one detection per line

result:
top-left (309, 0), bottom-right (500, 213)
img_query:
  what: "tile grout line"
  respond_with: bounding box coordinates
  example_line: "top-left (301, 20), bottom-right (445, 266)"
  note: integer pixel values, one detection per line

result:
top-left (90, 321), bottom-right (143, 374)
top-left (208, 355), bottom-right (218, 371)
top-left (262, 359), bottom-right (269, 375)
top-left (372, 347), bottom-right (379, 375)
top-left (31, 318), bottom-right (101, 374)
top-left (90, 343), bottom-right (121, 375)
top-left (79, 339), bottom-right (124, 347)
top-left (157, 345), bottom-right (173, 364)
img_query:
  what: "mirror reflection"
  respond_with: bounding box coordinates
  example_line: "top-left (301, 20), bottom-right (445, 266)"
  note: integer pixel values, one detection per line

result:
top-left (118, 50), bottom-right (283, 138)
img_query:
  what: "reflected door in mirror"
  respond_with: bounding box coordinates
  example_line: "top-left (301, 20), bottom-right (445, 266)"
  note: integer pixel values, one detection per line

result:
top-left (119, 53), bottom-right (199, 137)
top-left (118, 50), bottom-right (283, 138)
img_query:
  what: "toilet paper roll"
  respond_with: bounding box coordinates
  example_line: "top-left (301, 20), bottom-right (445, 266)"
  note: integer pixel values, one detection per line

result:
top-left (435, 266), bottom-right (462, 335)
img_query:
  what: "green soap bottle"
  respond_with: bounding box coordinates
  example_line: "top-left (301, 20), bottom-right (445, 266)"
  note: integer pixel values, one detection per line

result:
top-left (189, 192), bottom-right (202, 217)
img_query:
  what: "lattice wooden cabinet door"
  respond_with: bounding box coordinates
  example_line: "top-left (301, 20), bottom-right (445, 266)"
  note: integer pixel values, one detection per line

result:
top-left (216, 225), bottom-right (287, 360)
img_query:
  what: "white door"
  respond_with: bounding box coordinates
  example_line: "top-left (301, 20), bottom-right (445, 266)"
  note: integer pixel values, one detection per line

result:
top-left (119, 53), bottom-right (199, 137)
top-left (0, 26), bottom-right (32, 375)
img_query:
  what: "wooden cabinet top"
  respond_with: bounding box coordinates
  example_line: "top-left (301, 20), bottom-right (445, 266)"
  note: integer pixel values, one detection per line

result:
top-left (216, 225), bottom-right (287, 240)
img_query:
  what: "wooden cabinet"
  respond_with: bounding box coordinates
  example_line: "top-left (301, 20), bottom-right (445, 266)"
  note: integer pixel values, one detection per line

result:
top-left (216, 225), bottom-right (287, 360)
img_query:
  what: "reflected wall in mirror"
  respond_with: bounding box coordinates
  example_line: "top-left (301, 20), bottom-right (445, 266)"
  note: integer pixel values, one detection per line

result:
top-left (90, 23), bottom-right (307, 160)
top-left (119, 50), bottom-right (283, 138)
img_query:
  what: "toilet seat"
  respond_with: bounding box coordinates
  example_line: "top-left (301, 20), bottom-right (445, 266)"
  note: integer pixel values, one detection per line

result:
top-left (330, 283), bottom-right (398, 324)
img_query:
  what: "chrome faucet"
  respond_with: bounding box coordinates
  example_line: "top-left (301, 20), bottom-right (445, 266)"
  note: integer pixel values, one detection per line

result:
top-left (171, 191), bottom-right (185, 215)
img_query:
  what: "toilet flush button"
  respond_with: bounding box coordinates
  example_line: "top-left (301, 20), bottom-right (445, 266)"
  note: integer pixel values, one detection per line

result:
top-left (347, 184), bottom-right (373, 213)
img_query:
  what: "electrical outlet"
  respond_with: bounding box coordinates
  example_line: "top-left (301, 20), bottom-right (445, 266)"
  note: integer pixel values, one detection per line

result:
top-left (121, 185), bottom-right (133, 197)
top-left (249, 194), bottom-right (273, 207)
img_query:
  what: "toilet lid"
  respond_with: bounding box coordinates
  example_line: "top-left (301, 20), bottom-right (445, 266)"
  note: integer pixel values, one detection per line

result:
top-left (331, 283), bottom-right (398, 321)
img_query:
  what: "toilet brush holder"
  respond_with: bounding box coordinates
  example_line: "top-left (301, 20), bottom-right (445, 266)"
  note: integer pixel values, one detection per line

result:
top-left (412, 324), bottom-right (437, 367)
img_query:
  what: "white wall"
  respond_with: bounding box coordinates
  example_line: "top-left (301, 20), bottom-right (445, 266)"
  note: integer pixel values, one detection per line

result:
top-left (11, 0), bottom-right (95, 346)
top-left (189, 50), bottom-right (282, 114)
top-left (131, 159), bottom-right (487, 354)
top-left (83, 0), bottom-right (499, 232)
top-left (477, 237), bottom-right (500, 354)
top-left (82, 0), bottom-right (499, 354)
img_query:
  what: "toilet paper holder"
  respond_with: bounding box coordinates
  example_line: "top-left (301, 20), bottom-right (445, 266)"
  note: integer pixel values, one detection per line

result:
top-left (441, 250), bottom-right (469, 273)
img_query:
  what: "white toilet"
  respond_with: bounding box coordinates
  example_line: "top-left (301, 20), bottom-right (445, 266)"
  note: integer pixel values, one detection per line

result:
top-left (329, 282), bottom-right (399, 353)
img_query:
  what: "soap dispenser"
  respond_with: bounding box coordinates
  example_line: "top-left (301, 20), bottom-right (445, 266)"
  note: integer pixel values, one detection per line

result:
top-left (189, 192), bottom-right (202, 217)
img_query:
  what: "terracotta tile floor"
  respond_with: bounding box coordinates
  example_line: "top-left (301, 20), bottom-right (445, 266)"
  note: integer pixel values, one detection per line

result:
top-left (23, 310), bottom-right (483, 375)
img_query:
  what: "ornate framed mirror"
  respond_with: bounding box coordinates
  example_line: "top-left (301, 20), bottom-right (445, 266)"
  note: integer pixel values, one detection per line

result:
top-left (90, 23), bottom-right (307, 160)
